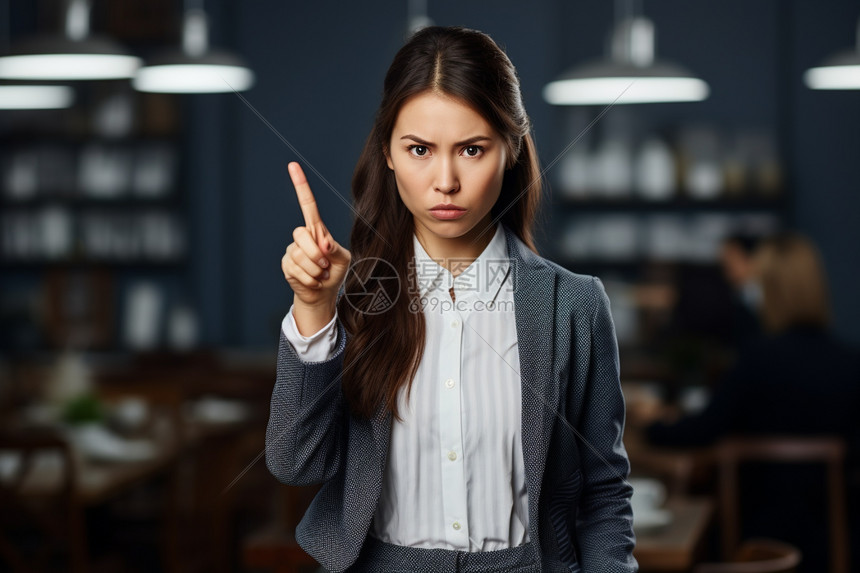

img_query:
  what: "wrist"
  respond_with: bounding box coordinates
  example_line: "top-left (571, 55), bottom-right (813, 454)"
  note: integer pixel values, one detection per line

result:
top-left (292, 297), bottom-right (337, 336)
top-left (293, 296), bottom-right (336, 314)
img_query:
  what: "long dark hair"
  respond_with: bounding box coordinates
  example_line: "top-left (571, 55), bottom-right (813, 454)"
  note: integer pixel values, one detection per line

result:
top-left (338, 25), bottom-right (544, 422)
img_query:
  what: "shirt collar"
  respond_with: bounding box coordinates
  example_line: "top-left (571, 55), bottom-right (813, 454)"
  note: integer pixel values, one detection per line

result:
top-left (411, 221), bottom-right (510, 305)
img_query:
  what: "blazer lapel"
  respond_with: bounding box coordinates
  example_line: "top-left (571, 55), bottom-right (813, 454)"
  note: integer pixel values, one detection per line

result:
top-left (503, 224), bottom-right (558, 551)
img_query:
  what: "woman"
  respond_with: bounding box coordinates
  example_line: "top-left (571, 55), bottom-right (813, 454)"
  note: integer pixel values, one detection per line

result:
top-left (268, 26), bottom-right (636, 573)
top-left (645, 233), bottom-right (860, 572)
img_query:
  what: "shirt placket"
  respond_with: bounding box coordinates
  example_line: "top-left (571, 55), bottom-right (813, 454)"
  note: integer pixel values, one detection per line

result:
top-left (437, 284), bottom-right (470, 549)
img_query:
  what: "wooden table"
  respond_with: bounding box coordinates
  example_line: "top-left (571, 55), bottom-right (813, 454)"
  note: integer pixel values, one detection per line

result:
top-left (15, 415), bottom-right (249, 502)
top-left (8, 412), bottom-right (259, 573)
top-left (17, 442), bottom-right (177, 505)
top-left (634, 496), bottom-right (714, 572)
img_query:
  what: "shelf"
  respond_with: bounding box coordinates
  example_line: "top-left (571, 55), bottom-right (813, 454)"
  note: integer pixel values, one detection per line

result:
top-left (0, 195), bottom-right (181, 207)
top-left (556, 195), bottom-right (786, 212)
top-left (554, 257), bottom-right (721, 270)
top-left (0, 258), bottom-right (187, 269)
top-left (0, 133), bottom-right (179, 145)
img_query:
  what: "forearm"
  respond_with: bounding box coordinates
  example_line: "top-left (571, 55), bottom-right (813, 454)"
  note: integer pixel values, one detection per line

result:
top-left (265, 322), bottom-right (348, 486)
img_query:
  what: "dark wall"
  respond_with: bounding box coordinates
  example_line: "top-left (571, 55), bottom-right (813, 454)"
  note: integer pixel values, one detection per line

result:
top-left (789, 1), bottom-right (860, 346)
top-left (194, 0), bottom-right (860, 348)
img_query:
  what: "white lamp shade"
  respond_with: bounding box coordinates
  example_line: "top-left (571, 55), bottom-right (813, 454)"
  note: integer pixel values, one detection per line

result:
top-left (133, 50), bottom-right (255, 93)
top-left (804, 50), bottom-right (860, 89)
top-left (0, 36), bottom-right (141, 80)
top-left (0, 85), bottom-right (74, 109)
top-left (544, 60), bottom-right (710, 105)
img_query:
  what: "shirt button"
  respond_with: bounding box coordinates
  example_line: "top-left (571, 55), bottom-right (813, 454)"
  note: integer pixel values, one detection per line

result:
top-left (445, 378), bottom-right (454, 389)
top-left (452, 521), bottom-right (461, 530)
top-left (447, 450), bottom-right (457, 461)
top-left (451, 319), bottom-right (459, 328)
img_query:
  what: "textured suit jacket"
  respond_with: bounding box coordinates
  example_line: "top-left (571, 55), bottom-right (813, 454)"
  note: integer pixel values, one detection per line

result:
top-left (266, 223), bottom-right (638, 572)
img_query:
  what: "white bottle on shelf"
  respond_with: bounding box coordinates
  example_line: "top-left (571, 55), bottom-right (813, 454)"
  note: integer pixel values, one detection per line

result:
top-left (559, 146), bottom-right (591, 200)
top-left (593, 137), bottom-right (633, 199)
top-left (680, 126), bottom-right (723, 200)
top-left (634, 136), bottom-right (676, 201)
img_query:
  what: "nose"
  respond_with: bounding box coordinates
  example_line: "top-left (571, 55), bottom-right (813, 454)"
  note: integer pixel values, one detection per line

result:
top-left (433, 157), bottom-right (459, 193)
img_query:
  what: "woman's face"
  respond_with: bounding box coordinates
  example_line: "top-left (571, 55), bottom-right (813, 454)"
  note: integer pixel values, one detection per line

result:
top-left (385, 91), bottom-right (508, 259)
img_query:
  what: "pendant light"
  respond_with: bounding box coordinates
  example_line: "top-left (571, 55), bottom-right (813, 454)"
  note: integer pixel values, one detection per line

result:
top-left (543, 0), bottom-right (709, 105)
top-left (0, 0), bottom-right (74, 109)
top-left (133, 1), bottom-right (254, 94)
top-left (0, 0), bottom-right (140, 80)
top-left (0, 85), bottom-right (73, 109)
top-left (804, 15), bottom-right (860, 90)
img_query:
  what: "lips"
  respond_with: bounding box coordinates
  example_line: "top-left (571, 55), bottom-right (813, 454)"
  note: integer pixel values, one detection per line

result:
top-left (429, 205), bottom-right (467, 220)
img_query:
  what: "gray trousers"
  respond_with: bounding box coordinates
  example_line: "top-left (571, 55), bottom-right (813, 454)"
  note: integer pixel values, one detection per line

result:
top-left (321, 535), bottom-right (541, 572)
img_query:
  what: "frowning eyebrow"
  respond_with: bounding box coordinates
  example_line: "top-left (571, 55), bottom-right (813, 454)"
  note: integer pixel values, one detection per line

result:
top-left (399, 134), bottom-right (492, 146)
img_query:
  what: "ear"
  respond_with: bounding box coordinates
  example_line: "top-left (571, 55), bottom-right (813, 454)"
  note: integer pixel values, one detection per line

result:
top-left (383, 145), bottom-right (394, 171)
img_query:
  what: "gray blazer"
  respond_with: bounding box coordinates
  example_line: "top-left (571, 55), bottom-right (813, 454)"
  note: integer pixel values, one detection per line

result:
top-left (266, 223), bottom-right (638, 572)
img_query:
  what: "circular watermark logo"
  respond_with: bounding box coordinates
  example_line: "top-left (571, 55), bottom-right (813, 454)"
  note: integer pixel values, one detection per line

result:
top-left (342, 256), bottom-right (402, 315)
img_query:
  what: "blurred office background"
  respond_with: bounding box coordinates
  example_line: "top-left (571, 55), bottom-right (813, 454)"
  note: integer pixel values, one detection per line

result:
top-left (0, 1), bottom-right (858, 572)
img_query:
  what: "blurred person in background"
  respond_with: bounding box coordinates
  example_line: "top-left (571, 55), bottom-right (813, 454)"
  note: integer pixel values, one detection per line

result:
top-left (643, 231), bottom-right (860, 572)
top-left (719, 232), bottom-right (764, 345)
top-left (657, 232), bottom-right (767, 395)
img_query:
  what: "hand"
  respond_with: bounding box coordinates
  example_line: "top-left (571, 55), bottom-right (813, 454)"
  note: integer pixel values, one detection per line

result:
top-left (281, 162), bottom-right (351, 313)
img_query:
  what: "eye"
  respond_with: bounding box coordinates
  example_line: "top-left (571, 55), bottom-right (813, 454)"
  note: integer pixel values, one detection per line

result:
top-left (407, 144), bottom-right (428, 157)
top-left (463, 145), bottom-right (484, 157)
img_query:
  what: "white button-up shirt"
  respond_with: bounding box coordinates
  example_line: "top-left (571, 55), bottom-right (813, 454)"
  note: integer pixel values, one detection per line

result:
top-left (281, 221), bottom-right (529, 552)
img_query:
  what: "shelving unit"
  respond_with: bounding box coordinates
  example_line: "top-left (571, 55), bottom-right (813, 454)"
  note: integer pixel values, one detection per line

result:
top-left (0, 84), bottom-right (191, 353)
top-left (543, 108), bottom-right (791, 388)
top-left (547, 109), bottom-right (789, 269)
top-left (0, 133), bottom-right (186, 266)
top-left (552, 194), bottom-right (786, 270)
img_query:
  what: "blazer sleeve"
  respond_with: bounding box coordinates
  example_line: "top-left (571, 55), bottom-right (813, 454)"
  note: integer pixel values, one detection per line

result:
top-left (265, 308), bottom-right (349, 486)
top-left (575, 277), bottom-right (638, 571)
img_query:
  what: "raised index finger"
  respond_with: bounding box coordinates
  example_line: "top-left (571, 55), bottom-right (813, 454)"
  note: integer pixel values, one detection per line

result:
top-left (288, 162), bottom-right (322, 228)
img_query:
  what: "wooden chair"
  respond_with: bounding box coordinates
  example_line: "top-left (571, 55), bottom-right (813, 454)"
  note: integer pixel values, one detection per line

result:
top-left (242, 483), bottom-right (322, 573)
top-left (715, 436), bottom-right (849, 573)
top-left (693, 538), bottom-right (801, 573)
top-left (0, 430), bottom-right (87, 573)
